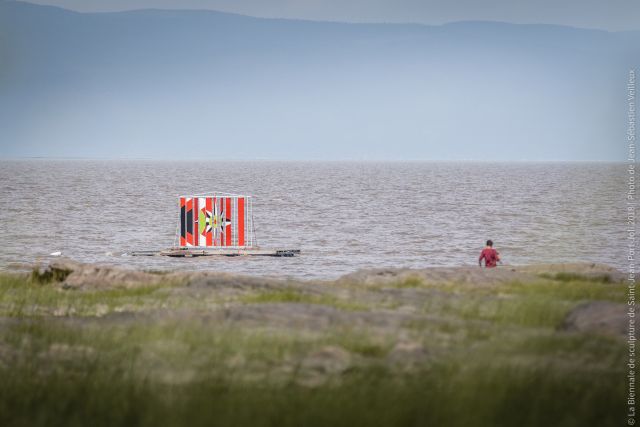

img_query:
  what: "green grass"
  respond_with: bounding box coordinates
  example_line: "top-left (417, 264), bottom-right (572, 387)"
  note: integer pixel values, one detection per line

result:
top-left (0, 271), bottom-right (628, 426)
top-left (509, 278), bottom-right (625, 302)
top-left (453, 294), bottom-right (575, 327)
top-left (0, 344), bottom-right (623, 427)
top-left (539, 272), bottom-right (616, 284)
top-left (0, 274), bottom-right (171, 317)
top-left (240, 290), bottom-right (368, 311)
top-left (393, 275), bottom-right (425, 288)
top-left (0, 315), bottom-right (625, 427)
top-left (415, 275), bottom-right (625, 329)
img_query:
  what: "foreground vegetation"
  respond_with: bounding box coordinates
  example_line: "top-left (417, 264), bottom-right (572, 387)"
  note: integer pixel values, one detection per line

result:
top-left (0, 263), bottom-right (627, 426)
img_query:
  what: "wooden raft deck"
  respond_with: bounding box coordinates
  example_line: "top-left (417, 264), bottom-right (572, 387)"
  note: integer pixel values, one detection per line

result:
top-left (129, 248), bottom-right (300, 257)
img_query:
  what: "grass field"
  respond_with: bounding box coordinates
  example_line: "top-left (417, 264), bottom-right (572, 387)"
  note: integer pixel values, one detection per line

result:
top-left (0, 265), bottom-right (627, 426)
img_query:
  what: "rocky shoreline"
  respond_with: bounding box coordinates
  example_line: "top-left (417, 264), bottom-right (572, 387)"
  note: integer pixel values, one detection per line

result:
top-left (34, 258), bottom-right (626, 288)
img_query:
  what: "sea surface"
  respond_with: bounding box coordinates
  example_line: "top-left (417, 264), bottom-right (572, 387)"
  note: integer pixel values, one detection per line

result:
top-left (0, 160), bottom-right (628, 279)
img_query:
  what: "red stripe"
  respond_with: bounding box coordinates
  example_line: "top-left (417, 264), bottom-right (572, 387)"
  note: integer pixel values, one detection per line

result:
top-left (213, 197), bottom-right (217, 246)
top-left (225, 197), bottom-right (232, 246)
top-left (206, 197), bottom-right (213, 246)
top-left (194, 198), bottom-right (199, 246)
top-left (186, 198), bottom-right (193, 246)
top-left (238, 197), bottom-right (245, 247)
top-left (220, 197), bottom-right (225, 247)
top-left (180, 236), bottom-right (186, 247)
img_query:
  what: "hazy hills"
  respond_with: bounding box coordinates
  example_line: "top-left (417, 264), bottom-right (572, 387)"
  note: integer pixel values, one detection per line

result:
top-left (1, 1), bottom-right (638, 160)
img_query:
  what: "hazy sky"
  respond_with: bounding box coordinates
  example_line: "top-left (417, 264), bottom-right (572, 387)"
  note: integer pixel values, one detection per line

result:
top-left (2, 1), bottom-right (636, 161)
top-left (19, 0), bottom-right (640, 31)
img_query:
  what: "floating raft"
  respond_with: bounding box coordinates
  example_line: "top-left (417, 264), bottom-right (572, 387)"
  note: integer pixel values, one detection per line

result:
top-left (129, 191), bottom-right (300, 259)
top-left (130, 248), bottom-right (301, 257)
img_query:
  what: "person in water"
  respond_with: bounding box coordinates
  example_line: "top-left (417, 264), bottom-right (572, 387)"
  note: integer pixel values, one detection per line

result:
top-left (479, 240), bottom-right (500, 268)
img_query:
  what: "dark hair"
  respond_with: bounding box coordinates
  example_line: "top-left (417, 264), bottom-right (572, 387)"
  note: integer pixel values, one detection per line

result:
top-left (486, 240), bottom-right (493, 247)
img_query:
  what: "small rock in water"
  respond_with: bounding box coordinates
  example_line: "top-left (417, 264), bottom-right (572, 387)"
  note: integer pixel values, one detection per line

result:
top-left (50, 251), bottom-right (62, 256)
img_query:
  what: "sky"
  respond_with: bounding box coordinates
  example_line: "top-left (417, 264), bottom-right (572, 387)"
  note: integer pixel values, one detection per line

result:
top-left (1, 1), bottom-right (637, 161)
top-left (19, 0), bottom-right (640, 31)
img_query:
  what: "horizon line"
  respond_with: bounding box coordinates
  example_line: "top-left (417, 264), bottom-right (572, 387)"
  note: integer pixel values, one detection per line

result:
top-left (0, 156), bottom-right (625, 163)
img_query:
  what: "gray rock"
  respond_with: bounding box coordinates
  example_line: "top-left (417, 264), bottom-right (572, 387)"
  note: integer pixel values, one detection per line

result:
top-left (224, 303), bottom-right (343, 330)
top-left (560, 301), bottom-right (627, 337)
top-left (33, 259), bottom-right (168, 289)
top-left (339, 263), bottom-right (624, 287)
top-left (297, 346), bottom-right (352, 387)
top-left (32, 259), bottom-right (623, 291)
top-left (386, 341), bottom-right (429, 370)
top-left (222, 303), bottom-right (419, 333)
top-left (517, 263), bottom-right (626, 283)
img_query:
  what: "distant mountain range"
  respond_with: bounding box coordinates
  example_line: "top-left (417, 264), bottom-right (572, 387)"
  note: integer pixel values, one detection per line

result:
top-left (1, 1), bottom-right (638, 160)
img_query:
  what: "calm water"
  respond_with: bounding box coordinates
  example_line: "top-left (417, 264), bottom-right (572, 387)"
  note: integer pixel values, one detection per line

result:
top-left (0, 160), bottom-right (627, 279)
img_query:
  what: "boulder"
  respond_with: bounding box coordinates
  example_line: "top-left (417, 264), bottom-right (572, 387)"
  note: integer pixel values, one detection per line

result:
top-left (32, 259), bottom-right (168, 289)
top-left (560, 301), bottom-right (627, 337)
top-left (386, 340), bottom-right (430, 370)
top-left (297, 346), bottom-right (352, 387)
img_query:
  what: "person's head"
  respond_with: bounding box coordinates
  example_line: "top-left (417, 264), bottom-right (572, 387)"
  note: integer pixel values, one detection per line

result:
top-left (486, 240), bottom-right (493, 247)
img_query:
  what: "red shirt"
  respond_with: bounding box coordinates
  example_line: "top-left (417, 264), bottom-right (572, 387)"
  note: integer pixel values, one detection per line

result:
top-left (479, 247), bottom-right (500, 268)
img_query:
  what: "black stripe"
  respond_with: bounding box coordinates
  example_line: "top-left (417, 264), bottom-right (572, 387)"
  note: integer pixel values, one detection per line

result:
top-left (186, 207), bottom-right (193, 234)
top-left (180, 204), bottom-right (186, 239)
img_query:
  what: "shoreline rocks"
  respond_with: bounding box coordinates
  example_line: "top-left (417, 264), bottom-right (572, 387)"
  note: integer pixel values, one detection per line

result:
top-left (30, 258), bottom-right (625, 291)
